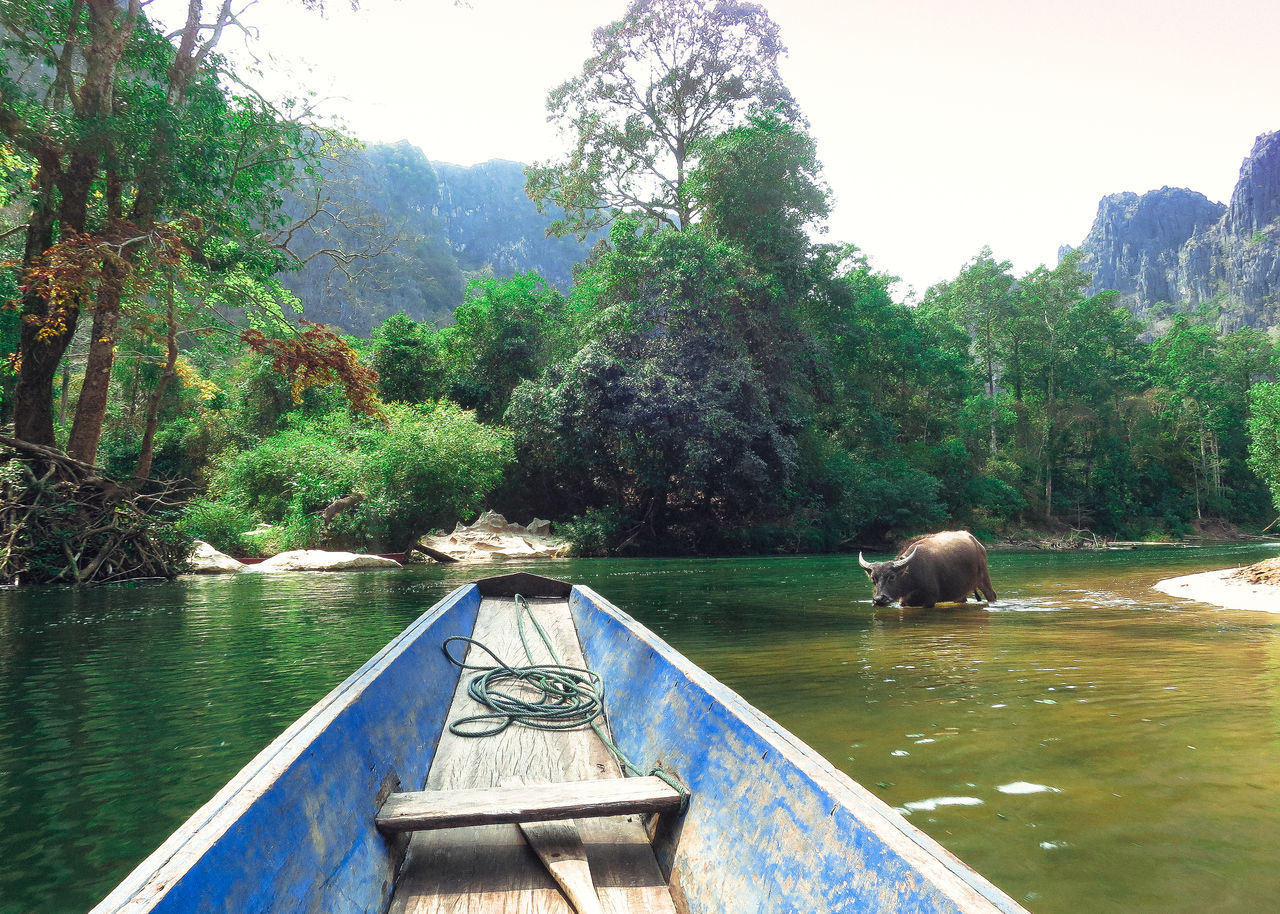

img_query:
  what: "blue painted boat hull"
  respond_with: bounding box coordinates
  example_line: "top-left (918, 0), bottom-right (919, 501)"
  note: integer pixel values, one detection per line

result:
top-left (93, 574), bottom-right (1024, 913)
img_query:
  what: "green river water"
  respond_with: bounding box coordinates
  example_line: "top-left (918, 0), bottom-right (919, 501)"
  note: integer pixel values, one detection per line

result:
top-left (2, 545), bottom-right (1280, 913)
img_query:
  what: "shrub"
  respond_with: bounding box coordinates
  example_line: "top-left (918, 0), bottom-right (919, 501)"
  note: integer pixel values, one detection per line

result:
top-left (179, 498), bottom-right (260, 555)
top-left (186, 402), bottom-right (514, 552)
top-left (357, 401), bottom-right (515, 548)
top-left (560, 505), bottom-right (632, 556)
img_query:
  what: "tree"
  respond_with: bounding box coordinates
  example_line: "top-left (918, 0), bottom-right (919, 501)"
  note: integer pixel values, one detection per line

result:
top-left (687, 110), bottom-right (827, 290)
top-left (1149, 316), bottom-right (1276, 522)
top-left (799, 247), bottom-right (973, 542)
top-left (1248, 382), bottom-right (1280, 522)
top-left (439, 274), bottom-right (566, 423)
top-left (1, 1), bottom-right (353, 464)
top-left (526, 0), bottom-right (798, 237)
top-left (1010, 255), bottom-right (1092, 517)
top-left (507, 220), bottom-right (798, 548)
top-left (371, 313), bottom-right (445, 404)
top-left (920, 249), bottom-right (1015, 456)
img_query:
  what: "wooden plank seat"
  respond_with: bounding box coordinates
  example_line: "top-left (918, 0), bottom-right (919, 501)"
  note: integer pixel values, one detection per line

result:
top-left (378, 776), bottom-right (683, 832)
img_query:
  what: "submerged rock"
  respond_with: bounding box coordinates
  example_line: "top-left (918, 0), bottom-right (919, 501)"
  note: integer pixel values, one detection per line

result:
top-left (188, 540), bottom-right (245, 574)
top-left (244, 550), bottom-right (402, 573)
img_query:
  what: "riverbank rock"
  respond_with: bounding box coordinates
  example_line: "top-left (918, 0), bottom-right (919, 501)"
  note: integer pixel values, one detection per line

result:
top-left (414, 511), bottom-right (569, 563)
top-left (1233, 556), bottom-right (1280, 587)
top-left (187, 540), bottom-right (245, 574)
top-left (243, 550), bottom-right (402, 573)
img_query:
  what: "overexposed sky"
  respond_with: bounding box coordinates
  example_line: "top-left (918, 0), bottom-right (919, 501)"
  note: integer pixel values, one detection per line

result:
top-left (211, 0), bottom-right (1277, 298)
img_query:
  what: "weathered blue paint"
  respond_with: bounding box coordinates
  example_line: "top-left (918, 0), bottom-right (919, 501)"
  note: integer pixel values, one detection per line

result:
top-left (569, 585), bottom-right (1025, 914)
top-left (95, 574), bottom-right (1024, 914)
top-left (92, 584), bottom-right (481, 914)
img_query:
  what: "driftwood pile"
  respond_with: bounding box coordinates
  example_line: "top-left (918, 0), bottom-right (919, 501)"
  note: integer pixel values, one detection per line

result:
top-left (0, 434), bottom-right (189, 586)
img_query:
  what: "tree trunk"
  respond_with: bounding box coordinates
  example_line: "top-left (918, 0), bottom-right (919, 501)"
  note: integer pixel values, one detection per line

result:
top-left (131, 289), bottom-right (179, 483)
top-left (65, 261), bottom-right (126, 463)
top-left (12, 159), bottom-right (75, 447)
top-left (11, 0), bottom-right (137, 448)
top-left (1044, 461), bottom-right (1053, 520)
top-left (13, 318), bottom-right (76, 447)
top-left (985, 347), bottom-right (998, 457)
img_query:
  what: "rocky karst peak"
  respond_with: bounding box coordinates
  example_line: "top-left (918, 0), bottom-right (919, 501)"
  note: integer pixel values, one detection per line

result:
top-left (1067, 130), bottom-right (1280, 330)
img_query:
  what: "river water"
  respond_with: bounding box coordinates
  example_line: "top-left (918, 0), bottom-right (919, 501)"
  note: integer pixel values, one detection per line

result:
top-left (2, 545), bottom-right (1279, 913)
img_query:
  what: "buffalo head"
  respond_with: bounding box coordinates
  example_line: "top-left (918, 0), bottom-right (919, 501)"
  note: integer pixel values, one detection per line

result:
top-left (859, 546), bottom-right (919, 606)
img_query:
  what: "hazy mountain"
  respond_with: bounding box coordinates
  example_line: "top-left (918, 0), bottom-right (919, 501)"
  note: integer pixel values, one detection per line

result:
top-left (278, 142), bottom-right (597, 336)
top-left (433, 159), bottom-right (604, 290)
top-left (1065, 130), bottom-right (1280, 331)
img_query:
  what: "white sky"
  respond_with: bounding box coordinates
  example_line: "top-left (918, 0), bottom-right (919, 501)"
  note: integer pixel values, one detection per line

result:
top-left (216, 0), bottom-right (1278, 299)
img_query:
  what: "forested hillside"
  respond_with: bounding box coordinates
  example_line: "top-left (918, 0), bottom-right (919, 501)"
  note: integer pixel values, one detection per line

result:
top-left (277, 143), bottom-right (598, 335)
top-left (3, 0), bottom-right (1280, 584)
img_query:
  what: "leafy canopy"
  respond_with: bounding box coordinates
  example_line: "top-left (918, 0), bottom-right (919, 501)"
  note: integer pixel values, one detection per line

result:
top-left (526, 0), bottom-right (798, 237)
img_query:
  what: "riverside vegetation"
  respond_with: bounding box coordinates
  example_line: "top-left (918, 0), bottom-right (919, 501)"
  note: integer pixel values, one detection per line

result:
top-left (3, 0), bottom-right (1280, 583)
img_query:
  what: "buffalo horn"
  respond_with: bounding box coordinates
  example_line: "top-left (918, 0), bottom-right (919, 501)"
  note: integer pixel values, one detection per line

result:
top-left (858, 552), bottom-right (873, 571)
top-left (891, 545), bottom-right (919, 568)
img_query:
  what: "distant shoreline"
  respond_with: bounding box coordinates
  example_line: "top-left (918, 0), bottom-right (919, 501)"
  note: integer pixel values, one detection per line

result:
top-left (1154, 566), bottom-right (1280, 613)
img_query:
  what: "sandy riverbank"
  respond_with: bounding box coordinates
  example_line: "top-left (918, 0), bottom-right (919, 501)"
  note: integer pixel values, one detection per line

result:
top-left (1154, 556), bottom-right (1280, 613)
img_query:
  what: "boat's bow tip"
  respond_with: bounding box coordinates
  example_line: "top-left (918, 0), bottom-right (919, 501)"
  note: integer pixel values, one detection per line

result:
top-left (474, 571), bottom-right (573, 599)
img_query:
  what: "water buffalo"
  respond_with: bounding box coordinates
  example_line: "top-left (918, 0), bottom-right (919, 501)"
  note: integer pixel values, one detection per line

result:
top-left (858, 530), bottom-right (997, 608)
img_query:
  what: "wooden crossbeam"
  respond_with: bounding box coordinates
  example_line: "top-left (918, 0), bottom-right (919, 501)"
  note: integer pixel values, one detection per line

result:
top-left (377, 776), bottom-right (683, 833)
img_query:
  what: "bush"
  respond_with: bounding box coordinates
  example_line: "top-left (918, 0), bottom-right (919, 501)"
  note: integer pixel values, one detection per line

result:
top-left (559, 506), bottom-right (632, 557)
top-left (209, 422), bottom-right (361, 525)
top-left (179, 498), bottom-right (261, 555)
top-left (357, 401), bottom-right (515, 548)
top-left (961, 476), bottom-right (1026, 523)
top-left (186, 402), bottom-right (514, 552)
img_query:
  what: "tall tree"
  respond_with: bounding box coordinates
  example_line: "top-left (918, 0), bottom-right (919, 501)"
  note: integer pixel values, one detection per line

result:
top-left (439, 273), bottom-right (566, 423)
top-left (507, 219), bottom-right (798, 546)
top-left (1011, 254), bottom-right (1092, 517)
top-left (687, 110), bottom-right (827, 287)
top-left (1248, 382), bottom-right (1280, 523)
top-left (526, 0), bottom-right (798, 237)
top-left (1, 1), bottom-right (349, 463)
top-left (920, 249), bottom-right (1015, 456)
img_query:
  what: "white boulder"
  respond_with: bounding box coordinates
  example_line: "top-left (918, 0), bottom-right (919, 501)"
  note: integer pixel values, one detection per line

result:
top-left (243, 550), bottom-right (402, 573)
top-left (187, 540), bottom-right (245, 574)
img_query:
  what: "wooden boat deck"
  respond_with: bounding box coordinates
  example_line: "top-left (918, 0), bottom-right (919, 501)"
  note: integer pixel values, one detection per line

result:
top-left (388, 594), bottom-right (678, 914)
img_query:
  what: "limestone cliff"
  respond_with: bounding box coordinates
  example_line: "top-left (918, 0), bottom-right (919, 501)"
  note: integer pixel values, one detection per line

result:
top-left (278, 144), bottom-right (597, 336)
top-left (1068, 131), bottom-right (1280, 330)
top-left (433, 159), bottom-right (604, 290)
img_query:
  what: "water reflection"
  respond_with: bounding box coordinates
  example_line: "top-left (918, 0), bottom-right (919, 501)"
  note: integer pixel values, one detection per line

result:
top-left (1, 546), bottom-right (1279, 913)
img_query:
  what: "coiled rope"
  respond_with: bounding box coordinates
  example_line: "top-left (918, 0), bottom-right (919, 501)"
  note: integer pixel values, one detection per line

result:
top-left (442, 594), bottom-right (689, 812)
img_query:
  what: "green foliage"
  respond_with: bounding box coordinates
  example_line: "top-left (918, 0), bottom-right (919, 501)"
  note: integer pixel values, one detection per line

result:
top-left (180, 499), bottom-right (262, 557)
top-left (506, 224), bottom-right (799, 548)
top-left (371, 313), bottom-right (445, 403)
top-left (440, 274), bottom-right (566, 422)
top-left (556, 506), bottom-right (633, 557)
top-left (210, 423), bottom-right (361, 527)
top-left (355, 402), bottom-right (514, 548)
top-left (688, 111), bottom-right (828, 282)
top-left (189, 402), bottom-right (513, 553)
top-left (1248, 382), bottom-right (1280, 517)
top-left (527, 0), bottom-right (798, 236)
